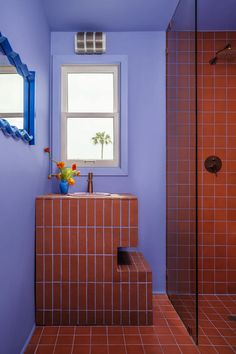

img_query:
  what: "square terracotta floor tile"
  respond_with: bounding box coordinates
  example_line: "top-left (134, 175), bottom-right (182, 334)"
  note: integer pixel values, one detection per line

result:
top-left (108, 335), bottom-right (125, 345)
top-left (75, 327), bottom-right (91, 335)
top-left (141, 335), bottom-right (159, 345)
top-left (125, 335), bottom-right (142, 345)
top-left (161, 345), bottom-right (182, 354)
top-left (107, 326), bottom-right (123, 335)
top-left (91, 327), bottom-right (107, 335)
top-left (72, 345), bottom-right (90, 354)
top-left (91, 335), bottom-right (108, 345)
top-left (123, 326), bottom-right (140, 335)
top-left (126, 345), bottom-right (144, 354)
top-left (158, 335), bottom-right (176, 345)
top-left (43, 327), bottom-right (59, 335)
top-left (143, 345), bottom-right (163, 354)
top-left (58, 327), bottom-right (75, 335)
top-left (198, 346), bottom-right (218, 353)
top-left (90, 345), bottom-right (108, 354)
top-left (53, 345), bottom-right (73, 354)
top-left (36, 345), bottom-right (54, 354)
top-left (180, 345), bottom-right (200, 353)
top-left (39, 335), bottom-right (57, 345)
top-left (74, 335), bottom-right (90, 345)
top-left (175, 335), bottom-right (194, 345)
top-left (56, 335), bottom-right (74, 345)
top-left (108, 345), bottom-right (126, 354)
top-left (139, 326), bottom-right (156, 335)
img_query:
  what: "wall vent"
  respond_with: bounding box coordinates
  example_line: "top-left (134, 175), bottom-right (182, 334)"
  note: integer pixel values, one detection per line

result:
top-left (75, 32), bottom-right (106, 54)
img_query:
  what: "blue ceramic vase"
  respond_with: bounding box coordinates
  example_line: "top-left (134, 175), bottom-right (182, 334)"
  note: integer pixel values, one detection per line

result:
top-left (59, 180), bottom-right (69, 195)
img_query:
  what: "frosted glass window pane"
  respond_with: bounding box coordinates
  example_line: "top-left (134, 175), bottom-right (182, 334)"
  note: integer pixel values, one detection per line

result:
top-left (5, 117), bottom-right (24, 129)
top-left (68, 73), bottom-right (114, 113)
top-left (67, 118), bottom-right (114, 160)
top-left (0, 74), bottom-right (23, 113)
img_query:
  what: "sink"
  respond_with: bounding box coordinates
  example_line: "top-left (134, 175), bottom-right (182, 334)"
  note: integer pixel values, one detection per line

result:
top-left (68, 192), bottom-right (111, 197)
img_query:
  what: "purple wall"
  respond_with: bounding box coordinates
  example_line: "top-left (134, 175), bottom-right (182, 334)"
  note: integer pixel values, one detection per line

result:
top-left (0, 0), bottom-right (50, 352)
top-left (42, 0), bottom-right (179, 31)
top-left (51, 31), bottom-right (166, 293)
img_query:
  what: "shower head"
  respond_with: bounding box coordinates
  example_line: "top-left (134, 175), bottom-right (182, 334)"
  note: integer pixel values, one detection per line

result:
top-left (209, 43), bottom-right (232, 65)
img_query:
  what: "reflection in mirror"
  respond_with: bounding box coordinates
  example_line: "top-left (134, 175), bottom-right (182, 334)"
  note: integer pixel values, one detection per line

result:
top-left (0, 32), bottom-right (35, 144)
top-left (0, 52), bottom-right (24, 129)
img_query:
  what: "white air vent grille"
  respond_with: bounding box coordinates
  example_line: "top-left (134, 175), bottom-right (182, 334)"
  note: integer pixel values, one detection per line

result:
top-left (75, 32), bottom-right (106, 54)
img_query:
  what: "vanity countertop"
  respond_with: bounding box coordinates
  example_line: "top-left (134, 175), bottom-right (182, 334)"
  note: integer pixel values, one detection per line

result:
top-left (36, 193), bottom-right (137, 200)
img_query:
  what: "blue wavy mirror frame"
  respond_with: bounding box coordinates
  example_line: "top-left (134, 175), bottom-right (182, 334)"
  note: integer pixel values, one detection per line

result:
top-left (0, 32), bottom-right (35, 144)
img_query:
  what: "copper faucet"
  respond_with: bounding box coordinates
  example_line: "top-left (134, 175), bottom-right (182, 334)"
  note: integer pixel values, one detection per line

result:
top-left (87, 172), bottom-right (93, 193)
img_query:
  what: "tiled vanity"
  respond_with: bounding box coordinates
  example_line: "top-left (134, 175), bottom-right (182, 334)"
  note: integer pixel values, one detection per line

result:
top-left (35, 194), bottom-right (152, 326)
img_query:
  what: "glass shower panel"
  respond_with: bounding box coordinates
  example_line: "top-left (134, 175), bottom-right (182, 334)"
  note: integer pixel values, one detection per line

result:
top-left (166, 0), bottom-right (198, 343)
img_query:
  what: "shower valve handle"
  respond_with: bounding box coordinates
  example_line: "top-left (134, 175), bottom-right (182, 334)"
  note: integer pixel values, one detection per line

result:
top-left (204, 156), bottom-right (222, 175)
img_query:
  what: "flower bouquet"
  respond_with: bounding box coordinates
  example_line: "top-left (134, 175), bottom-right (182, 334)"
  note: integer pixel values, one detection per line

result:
top-left (44, 147), bottom-right (80, 194)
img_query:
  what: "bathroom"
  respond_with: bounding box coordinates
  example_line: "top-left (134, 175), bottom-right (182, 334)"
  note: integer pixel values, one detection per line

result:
top-left (0, 0), bottom-right (235, 353)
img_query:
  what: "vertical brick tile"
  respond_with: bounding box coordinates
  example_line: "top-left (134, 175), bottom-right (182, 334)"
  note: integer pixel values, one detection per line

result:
top-left (96, 199), bottom-right (103, 226)
top-left (79, 199), bottom-right (87, 226)
top-left (113, 200), bottom-right (120, 227)
top-left (121, 199), bottom-right (129, 227)
top-left (35, 199), bottom-right (43, 226)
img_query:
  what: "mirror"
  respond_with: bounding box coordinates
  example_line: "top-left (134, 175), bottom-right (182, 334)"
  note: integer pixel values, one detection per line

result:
top-left (0, 52), bottom-right (24, 129)
top-left (0, 32), bottom-right (35, 144)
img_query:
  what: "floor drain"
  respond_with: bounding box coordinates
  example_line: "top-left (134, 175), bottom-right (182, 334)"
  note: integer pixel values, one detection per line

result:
top-left (228, 315), bottom-right (236, 321)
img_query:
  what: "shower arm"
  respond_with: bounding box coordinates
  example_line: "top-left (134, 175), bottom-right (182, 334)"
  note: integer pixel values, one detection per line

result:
top-left (215, 43), bottom-right (231, 56)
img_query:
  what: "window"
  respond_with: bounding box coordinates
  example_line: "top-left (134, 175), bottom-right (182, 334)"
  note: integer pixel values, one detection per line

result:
top-left (0, 66), bottom-right (24, 129)
top-left (61, 65), bottom-right (119, 167)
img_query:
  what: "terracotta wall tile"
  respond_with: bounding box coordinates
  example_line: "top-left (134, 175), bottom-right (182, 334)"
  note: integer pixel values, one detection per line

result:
top-left (168, 31), bottom-right (236, 296)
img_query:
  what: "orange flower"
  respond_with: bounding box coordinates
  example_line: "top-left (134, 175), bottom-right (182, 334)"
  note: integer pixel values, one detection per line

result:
top-left (57, 161), bottom-right (65, 169)
top-left (44, 147), bottom-right (50, 153)
top-left (48, 174), bottom-right (52, 180)
top-left (72, 163), bottom-right (77, 171)
top-left (76, 171), bottom-right (81, 176)
top-left (68, 178), bottom-right (75, 185)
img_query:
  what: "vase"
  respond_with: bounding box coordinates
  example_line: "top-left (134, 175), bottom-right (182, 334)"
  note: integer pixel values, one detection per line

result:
top-left (59, 180), bottom-right (69, 195)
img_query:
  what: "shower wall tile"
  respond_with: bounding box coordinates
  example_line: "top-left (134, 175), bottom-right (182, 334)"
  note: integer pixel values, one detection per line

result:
top-left (198, 31), bottom-right (236, 294)
top-left (35, 195), bottom-right (152, 325)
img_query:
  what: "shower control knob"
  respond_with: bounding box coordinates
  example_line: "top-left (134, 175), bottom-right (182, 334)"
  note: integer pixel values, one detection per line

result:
top-left (204, 156), bottom-right (222, 175)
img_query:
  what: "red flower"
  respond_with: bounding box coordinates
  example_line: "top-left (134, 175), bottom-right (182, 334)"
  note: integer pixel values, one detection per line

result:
top-left (57, 161), bottom-right (65, 169)
top-left (72, 163), bottom-right (77, 171)
top-left (44, 147), bottom-right (50, 153)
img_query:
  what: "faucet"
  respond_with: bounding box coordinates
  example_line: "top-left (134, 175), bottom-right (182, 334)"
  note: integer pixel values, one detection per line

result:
top-left (87, 172), bottom-right (93, 193)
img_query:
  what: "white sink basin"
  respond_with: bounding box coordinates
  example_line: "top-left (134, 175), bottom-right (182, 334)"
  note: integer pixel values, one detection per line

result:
top-left (68, 192), bottom-right (111, 197)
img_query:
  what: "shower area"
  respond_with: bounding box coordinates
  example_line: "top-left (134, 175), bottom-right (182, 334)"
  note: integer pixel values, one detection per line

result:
top-left (166, 0), bottom-right (236, 348)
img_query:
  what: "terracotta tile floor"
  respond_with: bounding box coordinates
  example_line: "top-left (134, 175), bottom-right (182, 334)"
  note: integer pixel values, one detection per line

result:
top-left (25, 295), bottom-right (236, 354)
top-left (198, 295), bottom-right (236, 353)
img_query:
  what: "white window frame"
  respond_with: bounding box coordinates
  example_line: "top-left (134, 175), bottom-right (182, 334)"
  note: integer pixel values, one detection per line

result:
top-left (0, 66), bottom-right (24, 124)
top-left (61, 64), bottom-right (120, 167)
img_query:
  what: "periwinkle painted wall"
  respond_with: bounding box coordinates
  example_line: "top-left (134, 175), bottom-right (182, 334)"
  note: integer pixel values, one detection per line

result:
top-left (51, 31), bottom-right (166, 293)
top-left (0, 0), bottom-right (50, 353)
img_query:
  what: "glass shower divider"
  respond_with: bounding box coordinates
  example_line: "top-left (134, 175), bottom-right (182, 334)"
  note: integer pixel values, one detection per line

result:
top-left (166, 0), bottom-right (198, 343)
